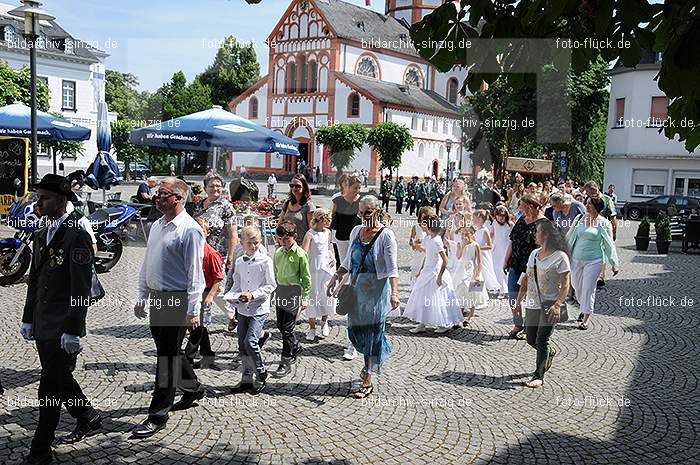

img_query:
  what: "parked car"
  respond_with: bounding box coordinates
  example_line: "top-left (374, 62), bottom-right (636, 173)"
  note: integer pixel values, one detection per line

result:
top-left (621, 195), bottom-right (700, 220)
top-left (116, 162), bottom-right (151, 180)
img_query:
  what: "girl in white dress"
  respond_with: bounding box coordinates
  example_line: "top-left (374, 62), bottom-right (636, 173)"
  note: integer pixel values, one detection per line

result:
top-left (409, 206), bottom-right (433, 285)
top-left (455, 225), bottom-right (489, 324)
top-left (491, 205), bottom-right (513, 297)
top-left (473, 209), bottom-right (501, 293)
top-left (404, 214), bottom-right (464, 334)
top-left (302, 208), bottom-right (336, 341)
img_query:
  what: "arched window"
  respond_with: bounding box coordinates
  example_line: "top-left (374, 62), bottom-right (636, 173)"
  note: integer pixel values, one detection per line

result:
top-left (447, 78), bottom-right (459, 105)
top-left (286, 61), bottom-right (297, 94)
top-left (405, 68), bottom-right (422, 87)
top-left (299, 55), bottom-right (308, 93)
top-left (3, 25), bottom-right (15, 43)
top-left (249, 97), bottom-right (258, 119)
top-left (348, 93), bottom-right (360, 117)
top-left (356, 56), bottom-right (378, 79)
top-left (309, 60), bottom-right (318, 92)
top-left (418, 144), bottom-right (425, 158)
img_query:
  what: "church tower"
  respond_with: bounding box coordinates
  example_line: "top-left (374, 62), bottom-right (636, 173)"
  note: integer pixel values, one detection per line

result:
top-left (385, 0), bottom-right (444, 26)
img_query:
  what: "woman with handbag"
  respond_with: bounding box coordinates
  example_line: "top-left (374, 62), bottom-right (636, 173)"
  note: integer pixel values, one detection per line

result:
top-left (326, 195), bottom-right (400, 399)
top-left (514, 220), bottom-right (571, 388)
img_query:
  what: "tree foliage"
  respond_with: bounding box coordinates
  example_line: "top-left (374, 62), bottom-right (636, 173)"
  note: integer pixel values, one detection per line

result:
top-left (111, 120), bottom-right (146, 181)
top-left (198, 36), bottom-right (261, 108)
top-left (411, 0), bottom-right (700, 151)
top-left (367, 122), bottom-right (414, 177)
top-left (45, 112), bottom-right (84, 159)
top-left (0, 61), bottom-right (50, 110)
top-left (316, 124), bottom-right (368, 172)
top-left (105, 70), bottom-right (149, 122)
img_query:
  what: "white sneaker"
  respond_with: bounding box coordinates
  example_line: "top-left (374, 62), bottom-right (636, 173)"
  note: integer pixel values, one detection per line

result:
top-left (410, 323), bottom-right (426, 334)
top-left (306, 329), bottom-right (316, 341)
top-left (434, 326), bottom-right (450, 334)
top-left (343, 345), bottom-right (357, 360)
top-left (320, 322), bottom-right (330, 337)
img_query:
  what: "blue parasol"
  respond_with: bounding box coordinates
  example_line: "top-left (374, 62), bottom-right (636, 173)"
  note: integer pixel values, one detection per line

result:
top-left (85, 101), bottom-right (122, 193)
top-left (129, 106), bottom-right (300, 156)
top-left (0, 102), bottom-right (91, 140)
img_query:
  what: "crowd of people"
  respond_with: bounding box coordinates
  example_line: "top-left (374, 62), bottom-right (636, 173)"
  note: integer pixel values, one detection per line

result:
top-left (16, 169), bottom-right (621, 465)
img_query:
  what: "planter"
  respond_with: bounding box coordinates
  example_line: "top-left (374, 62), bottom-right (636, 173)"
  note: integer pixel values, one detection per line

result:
top-left (655, 240), bottom-right (671, 254)
top-left (635, 236), bottom-right (650, 251)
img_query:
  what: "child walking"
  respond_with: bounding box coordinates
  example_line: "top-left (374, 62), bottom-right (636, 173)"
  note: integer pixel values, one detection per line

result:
top-left (491, 205), bottom-right (513, 297)
top-left (272, 221), bottom-right (312, 378)
top-left (473, 209), bottom-right (501, 293)
top-left (455, 225), bottom-right (489, 325)
top-left (403, 215), bottom-right (463, 334)
top-left (224, 225), bottom-right (276, 394)
top-left (409, 206), bottom-right (433, 285)
top-left (302, 208), bottom-right (337, 341)
top-left (184, 217), bottom-right (225, 370)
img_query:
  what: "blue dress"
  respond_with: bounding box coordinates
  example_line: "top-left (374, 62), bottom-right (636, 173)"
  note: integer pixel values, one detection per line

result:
top-left (347, 234), bottom-right (392, 373)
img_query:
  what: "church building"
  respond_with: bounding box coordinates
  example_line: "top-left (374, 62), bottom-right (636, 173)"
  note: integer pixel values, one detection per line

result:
top-left (229, 0), bottom-right (470, 182)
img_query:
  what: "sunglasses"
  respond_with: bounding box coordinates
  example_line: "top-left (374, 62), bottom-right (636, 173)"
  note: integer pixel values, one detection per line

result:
top-left (289, 183), bottom-right (303, 189)
top-left (154, 191), bottom-right (180, 199)
top-left (275, 230), bottom-right (295, 237)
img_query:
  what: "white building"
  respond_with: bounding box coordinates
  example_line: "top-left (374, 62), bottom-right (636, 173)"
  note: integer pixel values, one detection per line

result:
top-left (229, 0), bottom-right (470, 182)
top-left (604, 51), bottom-right (700, 203)
top-left (0, 2), bottom-right (116, 178)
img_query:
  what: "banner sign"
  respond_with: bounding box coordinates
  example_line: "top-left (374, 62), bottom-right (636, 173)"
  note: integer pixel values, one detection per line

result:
top-left (505, 157), bottom-right (553, 175)
top-left (0, 137), bottom-right (29, 214)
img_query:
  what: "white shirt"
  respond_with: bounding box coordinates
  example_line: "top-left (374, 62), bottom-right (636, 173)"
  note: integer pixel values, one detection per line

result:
top-left (66, 202), bottom-right (97, 244)
top-left (138, 209), bottom-right (206, 317)
top-left (46, 212), bottom-right (70, 245)
top-left (268, 175), bottom-right (277, 186)
top-left (223, 249), bottom-right (276, 317)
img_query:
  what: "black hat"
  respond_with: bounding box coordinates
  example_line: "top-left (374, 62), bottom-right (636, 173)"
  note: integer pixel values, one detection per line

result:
top-left (31, 174), bottom-right (78, 202)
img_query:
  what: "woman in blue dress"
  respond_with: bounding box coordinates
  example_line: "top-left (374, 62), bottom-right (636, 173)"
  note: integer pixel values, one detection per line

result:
top-left (327, 195), bottom-right (400, 398)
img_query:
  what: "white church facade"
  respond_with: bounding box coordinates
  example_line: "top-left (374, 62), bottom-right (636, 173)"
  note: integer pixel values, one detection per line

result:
top-left (229, 0), bottom-right (470, 182)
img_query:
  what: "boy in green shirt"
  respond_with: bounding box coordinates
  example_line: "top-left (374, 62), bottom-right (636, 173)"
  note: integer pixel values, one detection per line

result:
top-left (272, 221), bottom-right (312, 378)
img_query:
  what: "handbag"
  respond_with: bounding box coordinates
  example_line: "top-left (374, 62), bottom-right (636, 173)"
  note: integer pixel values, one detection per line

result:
top-left (90, 265), bottom-right (105, 305)
top-left (336, 228), bottom-right (384, 316)
top-left (533, 253), bottom-right (568, 323)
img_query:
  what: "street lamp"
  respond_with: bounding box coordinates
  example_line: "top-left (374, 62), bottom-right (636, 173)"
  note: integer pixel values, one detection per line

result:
top-left (9, 0), bottom-right (55, 185)
top-left (445, 138), bottom-right (453, 181)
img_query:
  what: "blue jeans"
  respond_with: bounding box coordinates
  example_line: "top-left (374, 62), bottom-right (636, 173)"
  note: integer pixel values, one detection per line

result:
top-left (237, 314), bottom-right (267, 381)
top-left (507, 267), bottom-right (524, 327)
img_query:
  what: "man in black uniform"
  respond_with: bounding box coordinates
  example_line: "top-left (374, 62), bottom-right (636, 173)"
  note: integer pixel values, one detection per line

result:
top-left (20, 174), bottom-right (100, 465)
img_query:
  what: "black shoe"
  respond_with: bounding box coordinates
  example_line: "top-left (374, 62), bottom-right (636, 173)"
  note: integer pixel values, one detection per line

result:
top-left (273, 362), bottom-right (291, 378)
top-left (596, 279), bottom-right (605, 288)
top-left (171, 390), bottom-right (205, 412)
top-left (54, 411), bottom-right (101, 445)
top-left (21, 450), bottom-right (53, 465)
top-left (228, 319), bottom-right (238, 332)
top-left (131, 419), bottom-right (167, 439)
top-left (252, 372), bottom-right (268, 394)
top-left (290, 345), bottom-right (303, 364)
top-left (577, 312), bottom-right (584, 322)
top-left (229, 381), bottom-right (254, 394)
top-left (192, 360), bottom-right (202, 369)
top-left (258, 331), bottom-right (271, 348)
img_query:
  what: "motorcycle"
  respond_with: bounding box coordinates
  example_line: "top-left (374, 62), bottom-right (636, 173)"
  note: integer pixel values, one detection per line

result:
top-left (0, 192), bottom-right (138, 285)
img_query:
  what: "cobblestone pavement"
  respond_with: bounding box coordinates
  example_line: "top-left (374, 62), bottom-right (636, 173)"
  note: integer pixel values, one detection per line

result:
top-left (1, 201), bottom-right (699, 465)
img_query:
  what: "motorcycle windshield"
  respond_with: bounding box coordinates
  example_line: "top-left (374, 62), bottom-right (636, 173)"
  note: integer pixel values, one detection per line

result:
top-left (8, 192), bottom-right (41, 230)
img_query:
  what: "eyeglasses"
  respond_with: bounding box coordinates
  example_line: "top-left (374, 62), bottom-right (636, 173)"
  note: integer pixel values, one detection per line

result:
top-left (154, 191), bottom-right (179, 199)
top-left (289, 183), bottom-right (303, 189)
top-left (276, 231), bottom-right (295, 238)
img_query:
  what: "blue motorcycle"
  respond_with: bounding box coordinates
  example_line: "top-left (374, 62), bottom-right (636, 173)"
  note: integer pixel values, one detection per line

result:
top-left (0, 192), bottom-right (138, 285)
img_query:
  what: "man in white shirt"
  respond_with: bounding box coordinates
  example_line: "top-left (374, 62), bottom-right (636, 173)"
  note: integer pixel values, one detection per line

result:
top-left (267, 173), bottom-right (277, 198)
top-left (132, 177), bottom-right (206, 439)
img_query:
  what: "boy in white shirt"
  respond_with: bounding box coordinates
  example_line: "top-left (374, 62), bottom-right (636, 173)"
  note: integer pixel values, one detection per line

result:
top-left (224, 225), bottom-right (276, 394)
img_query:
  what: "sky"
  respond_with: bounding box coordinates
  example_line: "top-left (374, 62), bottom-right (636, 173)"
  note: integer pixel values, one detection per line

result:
top-left (37, 0), bottom-right (384, 92)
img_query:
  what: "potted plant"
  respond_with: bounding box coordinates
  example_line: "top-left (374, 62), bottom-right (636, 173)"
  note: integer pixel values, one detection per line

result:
top-left (635, 216), bottom-right (651, 251)
top-left (654, 213), bottom-right (672, 254)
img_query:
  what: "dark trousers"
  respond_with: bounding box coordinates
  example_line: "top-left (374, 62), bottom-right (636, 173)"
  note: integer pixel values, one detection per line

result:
top-left (31, 339), bottom-right (94, 455)
top-left (275, 285), bottom-right (302, 359)
top-left (395, 197), bottom-right (404, 214)
top-left (381, 196), bottom-right (390, 212)
top-left (184, 327), bottom-right (214, 362)
top-left (507, 267), bottom-right (524, 327)
top-left (408, 199), bottom-right (416, 216)
top-left (525, 307), bottom-right (556, 380)
top-left (148, 325), bottom-right (203, 423)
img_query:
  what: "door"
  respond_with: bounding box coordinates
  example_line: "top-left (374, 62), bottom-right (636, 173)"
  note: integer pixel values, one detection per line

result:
top-left (432, 160), bottom-right (439, 179)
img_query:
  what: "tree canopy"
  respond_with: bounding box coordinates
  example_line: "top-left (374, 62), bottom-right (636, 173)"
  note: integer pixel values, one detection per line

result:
top-left (367, 122), bottom-right (414, 177)
top-left (411, 0), bottom-right (700, 151)
top-left (316, 124), bottom-right (368, 172)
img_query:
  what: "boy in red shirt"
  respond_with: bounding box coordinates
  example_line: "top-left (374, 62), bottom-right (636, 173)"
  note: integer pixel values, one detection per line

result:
top-left (185, 217), bottom-right (225, 370)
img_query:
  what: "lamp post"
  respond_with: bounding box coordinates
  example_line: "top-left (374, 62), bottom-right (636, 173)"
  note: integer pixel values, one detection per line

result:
top-left (9, 0), bottom-right (55, 185)
top-left (445, 138), bottom-right (453, 182)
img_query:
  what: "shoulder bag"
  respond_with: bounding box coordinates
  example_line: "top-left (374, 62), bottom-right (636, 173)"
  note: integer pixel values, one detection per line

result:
top-left (336, 228), bottom-right (384, 316)
top-left (533, 253), bottom-right (568, 323)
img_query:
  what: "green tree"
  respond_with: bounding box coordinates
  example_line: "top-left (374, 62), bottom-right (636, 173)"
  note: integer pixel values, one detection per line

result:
top-left (411, 0), bottom-right (700, 151)
top-left (367, 122), bottom-right (414, 179)
top-left (105, 70), bottom-right (149, 122)
top-left (316, 124), bottom-right (368, 175)
top-left (44, 112), bottom-right (84, 159)
top-left (148, 71), bottom-right (212, 121)
top-left (0, 61), bottom-right (49, 110)
top-left (111, 120), bottom-right (145, 181)
top-left (198, 36), bottom-right (261, 108)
